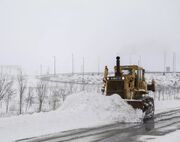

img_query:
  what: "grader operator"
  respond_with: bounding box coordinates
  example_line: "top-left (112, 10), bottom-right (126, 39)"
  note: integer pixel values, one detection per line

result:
top-left (102, 56), bottom-right (155, 119)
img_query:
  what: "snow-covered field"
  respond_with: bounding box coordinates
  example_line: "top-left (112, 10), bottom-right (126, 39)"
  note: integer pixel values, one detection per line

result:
top-left (0, 93), bottom-right (180, 142)
top-left (0, 92), bottom-right (143, 142)
top-left (0, 73), bottom-right (180, 142)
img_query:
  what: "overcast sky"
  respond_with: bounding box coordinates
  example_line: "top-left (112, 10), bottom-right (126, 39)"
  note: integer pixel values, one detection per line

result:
top-left (0, 0), bottom-right (180, 74)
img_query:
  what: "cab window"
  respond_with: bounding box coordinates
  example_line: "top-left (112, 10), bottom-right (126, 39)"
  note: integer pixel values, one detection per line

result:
top-left (122, 69), bottom-right (132, 75)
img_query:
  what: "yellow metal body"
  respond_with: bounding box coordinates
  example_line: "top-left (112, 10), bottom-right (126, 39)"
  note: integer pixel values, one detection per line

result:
top-left (103, 57), bottom-right (155, 118)
top-left (105, 65), bottom-right (155, 99)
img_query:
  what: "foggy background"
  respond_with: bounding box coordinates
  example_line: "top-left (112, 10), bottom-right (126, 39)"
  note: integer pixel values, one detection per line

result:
top-left (0, 0), bottom-right (180, 75)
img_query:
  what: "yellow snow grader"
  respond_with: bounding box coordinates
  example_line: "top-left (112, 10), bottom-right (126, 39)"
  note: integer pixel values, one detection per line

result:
top-left (102, 56), bottom-right (155, 119)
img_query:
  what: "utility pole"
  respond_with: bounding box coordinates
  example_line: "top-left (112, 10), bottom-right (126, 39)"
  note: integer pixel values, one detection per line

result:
top-left (138, 56), bottom-right (141, 66)
top-left (82, 57), bottom-right (84, 80)
top-left (163, 52), bottom-right (166, 75)
top-left (97, 57), bottom-right (100, 75)
top-left (82, 57), bottom-right (85, 91)
top-left (53, 56), bottom-right (56, 76)
top-left (173, 52), bottom-right (176, 73)
top-left (47, 66), bottom-right (50, 75)
top-left (40, 64), bottom-right (42, 75)
top-left (129, 55), bottom-right (132, 65)
top-left (72, 54), bottom-right (74, 75)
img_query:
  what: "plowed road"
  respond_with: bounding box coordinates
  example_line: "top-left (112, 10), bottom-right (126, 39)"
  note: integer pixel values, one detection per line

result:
top-left (17, 109), bottom-right (180, 142)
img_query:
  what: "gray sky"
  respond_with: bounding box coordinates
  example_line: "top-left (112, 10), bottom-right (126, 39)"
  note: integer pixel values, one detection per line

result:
top-left (0, 0), bottom-right (180, 74)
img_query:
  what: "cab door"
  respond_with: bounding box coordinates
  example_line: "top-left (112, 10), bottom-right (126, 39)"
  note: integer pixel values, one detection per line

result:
top-left (137, 69), bottom-right (144, 89)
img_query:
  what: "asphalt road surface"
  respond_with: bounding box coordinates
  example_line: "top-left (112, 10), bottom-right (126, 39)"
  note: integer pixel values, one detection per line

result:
top-left (17, 109), bottom-right (180, 142)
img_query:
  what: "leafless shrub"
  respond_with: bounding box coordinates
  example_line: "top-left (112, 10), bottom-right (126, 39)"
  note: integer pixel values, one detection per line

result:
top-left (5, 82), bottom-right (16, 114)
top-left (25, 87), bottom-right (34, 112)
top-left (36, 80), bottom-right (48, 112)
top-left (0, 74), bottom-right (14, 101)
top-left (17, 70), bottom-right (26, 114)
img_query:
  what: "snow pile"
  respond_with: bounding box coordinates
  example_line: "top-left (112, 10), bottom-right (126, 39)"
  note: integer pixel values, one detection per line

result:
top-left (58, 92), bottom-right (143, 123)
top-left (0, 92), bottom-right (143, 142)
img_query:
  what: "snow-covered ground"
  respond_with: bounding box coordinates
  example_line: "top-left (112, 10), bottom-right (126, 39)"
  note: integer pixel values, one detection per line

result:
top-left (154, 100), bottom-right (180, 114)
top-left (145, 73), bottom-right (180, 88)
top-left (47, 73), bottom-right (103, 84)
top-left (0, 92), bottom-right (180, 142)
top-left (146, 130), bottom-right (180, 142)
top-left (0, 92), bottom-right (143, 142)
top-left (1, 73), bottom-right (180, 142)
top-left (1, 72), bottom-right (179, 115)
top-left (140, 130), bottom-right (180, 142)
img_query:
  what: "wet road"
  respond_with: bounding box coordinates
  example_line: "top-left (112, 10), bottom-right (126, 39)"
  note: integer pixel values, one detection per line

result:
top-left (16, 109), bottom-right (180, 142)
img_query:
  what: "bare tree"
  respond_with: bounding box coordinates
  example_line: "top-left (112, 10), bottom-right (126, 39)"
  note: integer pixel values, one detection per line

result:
top-left (5, 85), bottom-right (16, 114)
top-left (61, 88), bottom-right (66, 102)
top-left (50, 85), bottom-right (67, 110)
top-left (25, 87), bottom-right (34, 112)
top-left (69, 82), bottom-right (74, 94)
top-left (17, 71), bottom-right (26, 115)
top-left (51, 87), bottom-right (60, 110)
top-left (36, 80), bottom-right (48, 112)
top-left (0, 74), bottom-right (14, 101)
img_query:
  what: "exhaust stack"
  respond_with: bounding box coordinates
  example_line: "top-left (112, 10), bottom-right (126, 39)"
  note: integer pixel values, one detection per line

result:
top-left (115, 56), bottom-right (121, 77)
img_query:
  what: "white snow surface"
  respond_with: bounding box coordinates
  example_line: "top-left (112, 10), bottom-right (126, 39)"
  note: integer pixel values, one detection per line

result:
top-left (141, 130), bottom-right (180, 142)
top-left (0, 92), bottom-right (143, 142)
top-left (154, 100), bottom-right (180, 114)
top-left (1, 73), bottom-right (180, 142)
top-left (1, 92), bottom-right (180, 142)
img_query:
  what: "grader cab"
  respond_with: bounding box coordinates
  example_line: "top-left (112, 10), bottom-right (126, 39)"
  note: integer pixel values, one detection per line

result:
top-left (103, 56), bottom-right (155, 119)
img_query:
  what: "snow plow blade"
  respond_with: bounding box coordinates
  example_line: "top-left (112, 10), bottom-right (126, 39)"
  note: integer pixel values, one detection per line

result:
top-left (126, 97), bottom-right (155, 119)
top-left (126, 100), bottom-right (144, 110)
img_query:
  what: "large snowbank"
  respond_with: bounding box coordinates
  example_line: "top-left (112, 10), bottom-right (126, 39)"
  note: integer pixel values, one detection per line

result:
top-left (0, 92), bottom-right (143, 142)
top-left (58, 92), bottom-right (143, 123)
